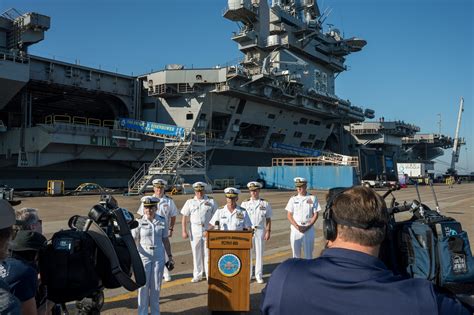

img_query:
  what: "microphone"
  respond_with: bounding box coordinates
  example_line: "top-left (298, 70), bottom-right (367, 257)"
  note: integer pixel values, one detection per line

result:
top-left (215, 221), bottom-right (220, 230)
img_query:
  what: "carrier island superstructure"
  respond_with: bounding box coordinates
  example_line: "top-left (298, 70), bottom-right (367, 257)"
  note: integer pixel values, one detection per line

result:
top-left (0, 2), bottom-right (460, 189)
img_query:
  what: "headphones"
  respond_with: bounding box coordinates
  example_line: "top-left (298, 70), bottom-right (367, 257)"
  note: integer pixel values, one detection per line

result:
top-left (323, 187), bottom-right (386, 241)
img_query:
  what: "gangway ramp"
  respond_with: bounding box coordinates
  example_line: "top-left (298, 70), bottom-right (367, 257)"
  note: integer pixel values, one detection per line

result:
top-left (118, 118), bottom-right (207, 195)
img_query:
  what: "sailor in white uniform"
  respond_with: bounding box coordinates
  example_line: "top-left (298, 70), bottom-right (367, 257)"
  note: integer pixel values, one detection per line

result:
top-left (285, 177), bottom-right (321, 259)
top-left (240, 181), bottom-right (272, 283)
top-left (137, 178), bottom-right (178, 282)
top-left (209, 187), bottom-right (252, 231)
top-left (181, 182), bottom-right (218, 283)
top-left (133, 196), bottom-right (173, 315)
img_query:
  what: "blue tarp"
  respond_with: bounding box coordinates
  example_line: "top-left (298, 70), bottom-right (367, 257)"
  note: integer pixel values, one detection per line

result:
top-left (118, 118), bottom-right (185, 139)
top-left (258, 165), bottom-right (359, 190)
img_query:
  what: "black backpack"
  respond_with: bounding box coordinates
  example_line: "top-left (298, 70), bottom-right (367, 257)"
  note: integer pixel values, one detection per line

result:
top-left (39, 230), bottom-right (100, 303)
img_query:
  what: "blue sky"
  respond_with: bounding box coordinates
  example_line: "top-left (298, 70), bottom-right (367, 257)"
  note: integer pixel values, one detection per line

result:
top-left (3, 0), bottom-right (473, 173)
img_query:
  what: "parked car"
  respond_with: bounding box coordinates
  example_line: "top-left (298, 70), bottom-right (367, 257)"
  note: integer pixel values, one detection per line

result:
top-left (70, 183), bottom-right (115, 195)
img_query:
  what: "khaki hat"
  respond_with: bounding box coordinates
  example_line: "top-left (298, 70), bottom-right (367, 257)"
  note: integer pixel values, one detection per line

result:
top-left (224, 187), bottom-right (240, 198)
top-left (0, 199), bottom-right (16, 229)
top-left (294, 177), bottom-right (308, 187)
top-left (247, 181), bottom-right (262, 191)
top-left (10, 231), bottom-right (47, 252)
top-left (152, 179), bottom-right (167, 188)
top-left (141, 196), bottom-right (159, 207)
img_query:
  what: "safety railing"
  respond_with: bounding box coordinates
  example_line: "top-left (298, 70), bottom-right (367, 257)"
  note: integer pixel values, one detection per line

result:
top-left (44, 115), bottom-right (115, 128)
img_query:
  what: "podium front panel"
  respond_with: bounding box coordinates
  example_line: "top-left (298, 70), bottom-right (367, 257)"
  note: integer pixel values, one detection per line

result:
top-left (207, 230), bottom-right (252, 311)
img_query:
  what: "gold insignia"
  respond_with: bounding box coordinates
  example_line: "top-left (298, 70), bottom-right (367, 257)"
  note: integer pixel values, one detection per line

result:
top-left (236, 212), bottom-right (244, 219)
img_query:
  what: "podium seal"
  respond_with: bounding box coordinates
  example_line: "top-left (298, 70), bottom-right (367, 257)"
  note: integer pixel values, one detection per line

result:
top-left (218, 253), bottom-right (241, 277)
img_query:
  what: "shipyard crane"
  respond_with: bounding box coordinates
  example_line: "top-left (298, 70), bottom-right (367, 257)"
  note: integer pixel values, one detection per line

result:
top-left (446, 97), bottom-right (464, 176)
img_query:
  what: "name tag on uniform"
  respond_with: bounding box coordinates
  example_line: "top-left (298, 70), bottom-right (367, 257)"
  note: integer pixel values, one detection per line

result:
top-left (141, 222), bottom-right (149, 226)
top-left (221, 216), bottom-right (228, 220)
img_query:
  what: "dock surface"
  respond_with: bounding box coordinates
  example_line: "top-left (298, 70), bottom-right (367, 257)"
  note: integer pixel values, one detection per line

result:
top-left (17, 183), bottom-right (474, 314)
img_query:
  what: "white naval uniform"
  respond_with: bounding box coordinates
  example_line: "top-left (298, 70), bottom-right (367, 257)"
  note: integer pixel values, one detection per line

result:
top-left (240, 198), bottom-right (272, 279)
top-left (132, 214), bottom-right (169, 315)
top-left (137, 194), bottom-right (178, 279)
top-left (285, 193), bottom-right (321, 259)
top-left (209, 205), bottom-right (252, 231)
top-left (180, 196), bottom-right (217, 280)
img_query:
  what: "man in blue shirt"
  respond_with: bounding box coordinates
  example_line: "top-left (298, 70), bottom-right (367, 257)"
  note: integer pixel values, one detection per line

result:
top-left (261, 186), bottom-right (472, 314)
top-left (0, 200), bottom-right (21, 314)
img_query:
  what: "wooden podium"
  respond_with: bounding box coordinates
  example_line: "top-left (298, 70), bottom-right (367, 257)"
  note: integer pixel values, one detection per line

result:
top-left (207, 230), bottom-right (253, 312)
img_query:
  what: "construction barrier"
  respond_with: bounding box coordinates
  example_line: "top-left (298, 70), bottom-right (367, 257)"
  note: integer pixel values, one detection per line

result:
top-left (47, 180), bottom-right (64, 196)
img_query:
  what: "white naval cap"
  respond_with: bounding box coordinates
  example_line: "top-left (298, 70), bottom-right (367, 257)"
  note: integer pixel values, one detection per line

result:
top-left (294, 177), bottom-right (308, 187)
top-left (224, 187), bottom-right (240, 198)
top-left (152, 178), bottom-right (167, 188)
top-left (247, 181), bottom-right (262, 191)
top-left (192, 181), bottom-right (207, 191)
top-left (141, 196), bottom-right (159, 207)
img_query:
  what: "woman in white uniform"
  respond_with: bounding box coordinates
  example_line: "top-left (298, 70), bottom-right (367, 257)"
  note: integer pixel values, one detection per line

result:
top-left (133, 196), bottom-right (174, 315)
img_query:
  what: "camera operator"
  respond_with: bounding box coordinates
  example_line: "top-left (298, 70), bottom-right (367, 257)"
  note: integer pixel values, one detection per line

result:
top-left (132, 196), bottom-right (174, 315)
top-left (14, 207), bottom-right (51, 314)
top-left (261, 186), bottom-right (472, 314)
top-left (0, 200), bottom-right (23, 314)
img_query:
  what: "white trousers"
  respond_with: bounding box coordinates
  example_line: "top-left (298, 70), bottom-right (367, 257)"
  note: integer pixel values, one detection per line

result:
top-left (290, 225), bottom-right (315, 259)
top-left (138, 256), bottom-right (165, 315)
top-left (190, 225), bottom-right (209, 279)
top-left (250, 227), bottom-right (265, 279)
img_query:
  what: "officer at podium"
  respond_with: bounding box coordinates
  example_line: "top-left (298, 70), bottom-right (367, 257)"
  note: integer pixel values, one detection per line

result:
top-left (209, 187), bottom-right (252, 231)
top-left (181, 181), bottom-right (218, 283)
top-left (241, 181), bottom-right (272, 283)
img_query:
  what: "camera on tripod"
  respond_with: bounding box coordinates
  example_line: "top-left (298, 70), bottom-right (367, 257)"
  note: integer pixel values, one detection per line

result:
top-left (39, 195), bottom-right (146, 311)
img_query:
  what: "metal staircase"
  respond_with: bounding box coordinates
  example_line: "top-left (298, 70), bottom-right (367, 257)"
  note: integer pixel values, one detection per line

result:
top-left (127, 132), bottom-right (207, 195)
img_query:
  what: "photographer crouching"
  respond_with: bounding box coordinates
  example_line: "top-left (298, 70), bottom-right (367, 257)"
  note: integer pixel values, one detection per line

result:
top-left (261, 186), bottom-right (472, 314)
top-left (132, 196), bottom-right (174, 315)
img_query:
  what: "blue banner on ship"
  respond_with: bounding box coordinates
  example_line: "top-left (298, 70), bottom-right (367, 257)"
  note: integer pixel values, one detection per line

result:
top-left (271, 142), bottom-right (321, 157)
top-left (118, 118), bottom-right (185, 139)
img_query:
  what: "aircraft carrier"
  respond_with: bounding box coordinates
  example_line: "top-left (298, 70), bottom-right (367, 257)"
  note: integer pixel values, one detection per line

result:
top-left (0, 1), bottom-right (459, 190)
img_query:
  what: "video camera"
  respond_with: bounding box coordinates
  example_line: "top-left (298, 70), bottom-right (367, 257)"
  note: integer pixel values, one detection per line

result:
top-left (39, 195), bottom-right (146, 313)
top-left (379, 184), bottom-right (474, 295)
